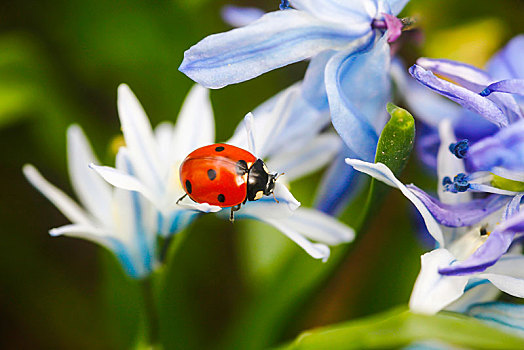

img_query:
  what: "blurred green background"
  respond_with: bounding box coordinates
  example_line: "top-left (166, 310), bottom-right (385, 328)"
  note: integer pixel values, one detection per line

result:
top-left (1, 0), bottom-right (523, 348)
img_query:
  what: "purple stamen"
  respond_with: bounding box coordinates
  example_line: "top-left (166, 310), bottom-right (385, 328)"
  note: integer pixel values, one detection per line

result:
top-left (372, 14), bottom-right (403, 43)
top-left (449, 139), bottom-right (469, 159)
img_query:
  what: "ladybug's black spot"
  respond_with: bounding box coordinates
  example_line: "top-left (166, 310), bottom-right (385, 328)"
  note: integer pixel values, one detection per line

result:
top-left (185, 180), bottom-right (192, 194)
top-left (217, 194), bottom-right (226, 203)
top-left (215, 146), bottom-right (225, 152)
top-left (207, 169), bottom-right (217, 181)
top-left (236, 160), bottom-right (248, 175)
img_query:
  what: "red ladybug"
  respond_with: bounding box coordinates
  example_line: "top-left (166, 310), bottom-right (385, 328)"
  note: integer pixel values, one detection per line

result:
top-left (178, 143), bottom-right (279, 221)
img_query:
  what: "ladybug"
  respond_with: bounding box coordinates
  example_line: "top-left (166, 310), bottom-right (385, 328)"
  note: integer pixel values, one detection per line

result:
top-left (178, 143), bottom-right (279, 221)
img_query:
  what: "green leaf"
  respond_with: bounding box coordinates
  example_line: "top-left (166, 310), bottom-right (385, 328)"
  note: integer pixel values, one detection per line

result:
top-left (280, 307), bottom-right (524, 349)
top-left (356, 103), bottom-right (415, 227)
top-left (377, 103), bottom-right (415, 173)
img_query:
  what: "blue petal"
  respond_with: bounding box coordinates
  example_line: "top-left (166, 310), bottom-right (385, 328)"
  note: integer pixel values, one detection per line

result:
top-left (221, 5), bottom-right (265, 27)
top-left (325, 34), bottom-right (388, 161)
top-left (407, 185), bottom-right (509, 227)
top-left (453, 109), bottom-right (499, 142)
top-left (467, 119), bottom-right (524, 172)
top-left (301, 50), bottom-right (335, 111)
top-left (466, 302), bottom-right (524, 336)
top-left (180, 10), bottom-right (370, 88)
top-left (416, 58), bottom-right (491, 91)
top-left (409, 65), bottom-right (508, 128)
top-left (314, 146), bottom-right (366, 215)
top-left (480, 79), bottom-right (524, 97)
top-left (416, 59), bottom-right (523, 123)
top-left (487, 35), bottom-right (524, 81)
top-left (439, 202), bottom-right (524, 276)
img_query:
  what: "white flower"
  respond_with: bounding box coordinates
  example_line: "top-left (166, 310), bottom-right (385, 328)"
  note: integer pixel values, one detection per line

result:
top-left (23, 126), bottom-right (157, 278)
top-left (91, 83), bottom-right (355, 261)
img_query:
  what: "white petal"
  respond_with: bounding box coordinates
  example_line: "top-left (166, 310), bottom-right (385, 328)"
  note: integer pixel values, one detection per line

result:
top-left (267, 133), bottom-right (341, 182)
top-left (409, 249), bottom-right (469, 314)
top-left (244, 112), bottom-right (257, 156)
top-left (265, 218), bottom-right (331, 262)
top-left (437, 120), bottom-right (471, 204)
top-left (89, 163), bottom-right (159, 208)
top-left (278, 207), bottom-right (354, 245)
top-left (67, 125), bottom-right (112, 227)
top-left (248, 85), bottom-right (300, 158)
top-left (117, 84), bottom-right (165, 190)
top-left (479, 255), bottom-right (524, 298)
top-left (237, 200), bottom-right (295, 221)
top-left (174, 200), bottom-right (222, 213)
top-left (346, 159), bottom-right (445, 245)
top-left (172, 84), bottom-right (215, 160)
top-left (274, 182), bottom-right (301, 211)
top-left (154, 121), bottom-right (176, 165)
top-left (23, 164), bottom-right (92, 226)
top-left (50, 223), bottom-right (106, 240)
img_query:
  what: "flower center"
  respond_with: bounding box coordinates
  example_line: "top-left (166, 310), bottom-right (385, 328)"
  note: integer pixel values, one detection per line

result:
top-left (371, 14), bottom-right (404, 43)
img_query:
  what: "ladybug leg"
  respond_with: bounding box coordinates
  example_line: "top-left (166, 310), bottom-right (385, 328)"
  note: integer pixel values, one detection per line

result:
top-left (176, 193), bottom-right (187, 204)
top-left (229, 204), bottom-right (242, 222)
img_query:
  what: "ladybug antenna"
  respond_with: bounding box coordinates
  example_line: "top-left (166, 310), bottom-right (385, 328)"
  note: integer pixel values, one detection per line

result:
top-left (272, 191), bottom-right (280, 203)
top-left (271, 173), bottom-right (285, 203)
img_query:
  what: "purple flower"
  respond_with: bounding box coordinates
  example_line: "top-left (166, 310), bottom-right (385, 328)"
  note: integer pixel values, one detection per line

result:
top-left (346, 120), bottom-right (524, 314)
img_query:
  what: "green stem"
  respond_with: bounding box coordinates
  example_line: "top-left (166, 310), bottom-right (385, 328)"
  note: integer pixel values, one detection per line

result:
top-left (140, 276), bottom-right (159, 347)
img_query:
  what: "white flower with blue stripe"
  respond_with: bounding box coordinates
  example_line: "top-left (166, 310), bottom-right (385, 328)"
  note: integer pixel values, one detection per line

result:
top-left (90, 83), bottom-right (354, 262)
top-left (23, 126), bottom-right (157, 278)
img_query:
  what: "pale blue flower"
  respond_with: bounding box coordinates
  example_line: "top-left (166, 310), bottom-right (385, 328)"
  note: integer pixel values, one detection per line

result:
top-left (91, 83), bottom-right (354, 261)
top-left (23, 126), bottom-right (157, 278)
top-left (183, 0), bottom-right (410, 214)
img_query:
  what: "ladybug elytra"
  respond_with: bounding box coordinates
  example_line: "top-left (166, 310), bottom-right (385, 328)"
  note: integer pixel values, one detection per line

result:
top-left (178, 143), bottom-right (279, 221)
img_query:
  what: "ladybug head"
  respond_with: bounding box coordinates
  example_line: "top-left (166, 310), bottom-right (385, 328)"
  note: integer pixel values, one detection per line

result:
top-left (247, 159), bottom-right (280, 202)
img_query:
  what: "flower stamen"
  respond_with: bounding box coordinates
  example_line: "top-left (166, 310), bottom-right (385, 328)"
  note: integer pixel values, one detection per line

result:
top-left (443, 173), bottom-right (471, 193)
top-left (449, 139), bottom-right (469, 159)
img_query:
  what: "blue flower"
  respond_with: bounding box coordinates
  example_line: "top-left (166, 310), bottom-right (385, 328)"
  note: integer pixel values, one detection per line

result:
top-left (182, 1), bottom-right (410, 214)
top-left (91, 83), bottom-right (354, 261)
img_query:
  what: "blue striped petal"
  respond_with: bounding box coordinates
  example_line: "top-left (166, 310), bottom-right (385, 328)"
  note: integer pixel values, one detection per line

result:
top-left (409, 65), bottom-right (509, 128)
top-left (180, 10), bottom-right (368, 88)
top-left (407, 185), bottom-right (509, 227)
top-left (467, 302), bottom-right (524, 336)
top-left (325, 34), bottom-right (386, 161)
